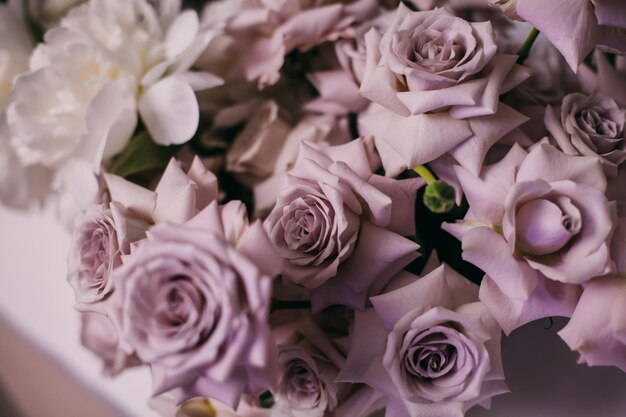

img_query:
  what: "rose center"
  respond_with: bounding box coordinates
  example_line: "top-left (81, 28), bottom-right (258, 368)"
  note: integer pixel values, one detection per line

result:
top-left (515, 197), bottom-right (582, 256)
top-left (79, 224), bottom-right (113, 295)
top-left (578, 107), bottom-right (619, 138)
top-left (155, 275), bottom-right (207, 330)
top-left (284, 359), bottom-right (321, 409)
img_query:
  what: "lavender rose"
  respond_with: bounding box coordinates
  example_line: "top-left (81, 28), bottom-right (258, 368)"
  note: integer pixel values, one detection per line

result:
top-left (272, 311), bottom-right (384, 417)
top-left (67, 202), bottom-right (148, 310)
top-left (264, 138), bottom-right (422, 310)
top-left (108, 202), bottom-right (281, 407)
top-left (67, 156), bottom-right (216, 311)
top-left (444, 143), bottom-right (612, 332)
top-left (385, 308), bottom-right (492, 405)
top-left (545, 92), bottom-right (626, 177)
top-left (338, 266), bottom-right (506, 417)
top-left (358, 4), bottom-right (529, 176)
top-left (360, 4), bottom-right (525, 118)
top-left (277, 346), bottom-right (336, 417)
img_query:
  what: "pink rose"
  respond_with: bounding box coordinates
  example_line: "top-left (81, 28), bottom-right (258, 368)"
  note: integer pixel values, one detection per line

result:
top-left (108, 201), bottom-right (281, 408)
top-left (545, 92), bottom-right (626, 177)
top-left (360, 5), bottom-right (527, 118)
top-left (338, 266), bottom-right (507, 417)
top-left (492, 0), bottom-right (626, 72)
top-left (271, 311), bottom-right (384, 417)
top-left (444, 143), bottom-right (612, 332)
top-left (264, 138), bottom-right (422, 310)
top-left (358, 4), bottom-right (530, 176)
top-left (67, 202), bottom-right (149, 311)
top-left (67, 156), bottom-right (217, 311)
top-left (558, 276), bottom-right (626, 372)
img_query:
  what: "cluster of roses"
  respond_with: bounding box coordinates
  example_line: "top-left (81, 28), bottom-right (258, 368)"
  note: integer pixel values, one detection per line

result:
top-left (2, 0), bottom-right (626, 416)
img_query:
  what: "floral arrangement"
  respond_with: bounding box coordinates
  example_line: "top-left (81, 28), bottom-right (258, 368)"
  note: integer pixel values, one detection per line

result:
top-left (2, 0), bottom-right (626, 416)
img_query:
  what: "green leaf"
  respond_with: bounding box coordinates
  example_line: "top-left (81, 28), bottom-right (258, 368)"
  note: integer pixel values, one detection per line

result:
top-left (108, 131), bottom-right (177, 178)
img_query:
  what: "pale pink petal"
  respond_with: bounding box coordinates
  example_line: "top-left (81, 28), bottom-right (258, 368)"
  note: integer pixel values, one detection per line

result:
top-left (516, 143), bottom-right (607, 191)
top-left (515, 0), bottom-right (600, 72)
top-left (360, 29), bottom-right (411, 117)
top-left (371, 265), bottom-right (478, 331)
top-left (480, 274), bottom-right (581, 335)
top-left (104, 173), bottom-right (156, 221)
top-left (449, 103), bottom-right (528, 175)
top-left (462, 226), bottom-right (539, 299)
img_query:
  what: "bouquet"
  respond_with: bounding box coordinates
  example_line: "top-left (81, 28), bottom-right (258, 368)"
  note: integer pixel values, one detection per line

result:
top-left (2, 0), bottom-right (626, 416)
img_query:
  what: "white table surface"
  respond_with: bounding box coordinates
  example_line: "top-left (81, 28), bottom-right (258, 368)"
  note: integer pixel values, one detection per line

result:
top-left (1, 206), bottom-right (626, 417)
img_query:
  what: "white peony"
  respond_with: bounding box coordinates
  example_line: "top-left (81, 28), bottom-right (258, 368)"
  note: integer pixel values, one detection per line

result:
top-left (7, 0), bottom-right (222, 173)
top-left (0, 3), bottom-right (51, 209)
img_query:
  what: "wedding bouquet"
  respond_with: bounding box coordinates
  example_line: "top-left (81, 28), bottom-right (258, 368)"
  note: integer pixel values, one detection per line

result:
top-left (2, 0), bottom-right (626, 416)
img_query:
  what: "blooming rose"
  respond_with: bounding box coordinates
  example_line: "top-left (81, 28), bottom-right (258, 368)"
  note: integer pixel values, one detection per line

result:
top-left (338, 265), bottom-right (507, 417)
top-left (545, 92), bottom-right (626, 177)
top-left (492, 0), bottom-right (626, 72)
top-left (558, 276), bottom-right (626, 372)
top-left (359, 4), bottom-right (532, 118)
top-left (80, 312), bottom-right (139, 376)
top-left (271, 311), bottom-right (384, 417)
top-left (67, 202), bottom-right (149, 310)
top-left (444, 143), bottom-right (611, 332)
top-left (67, 156), bottom-right (216, 311)
top-left (264, 138), bottom-right (421, 310)
top-left (108, 201), bottom-right (281, 407)
top-left (358, 4), bottom-right (530, 176)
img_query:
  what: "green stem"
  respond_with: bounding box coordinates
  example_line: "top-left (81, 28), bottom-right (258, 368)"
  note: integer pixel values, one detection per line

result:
top-left (413, 165), bottom-right (437, 185)
top-left (516, 27), bottom-right (540, 65)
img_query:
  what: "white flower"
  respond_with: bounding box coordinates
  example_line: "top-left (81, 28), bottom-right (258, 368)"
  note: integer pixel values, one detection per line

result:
top-left (61, 0), bottom-right (223, 145)
top-left (0, 4), bottom-right (51, 209)
top-left (7, 0), bottom-right (222, 173)
top-left (9, 40), bottom-right (137, 168)
top-left (0, 115), bottom-right (52, 209)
